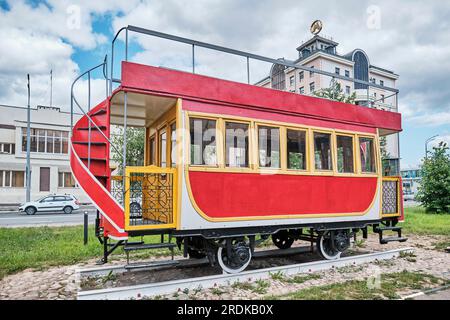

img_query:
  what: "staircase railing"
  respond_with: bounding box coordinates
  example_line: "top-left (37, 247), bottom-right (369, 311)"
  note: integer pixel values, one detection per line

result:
top-left (70, 55), bottom-right (123, 160)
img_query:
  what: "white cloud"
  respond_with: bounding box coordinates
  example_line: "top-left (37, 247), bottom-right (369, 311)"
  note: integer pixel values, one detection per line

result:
top-left (111, 0), bottom-right (450, 129)
top-left (0, 0), bottom-right (449, 129)
top-left (0, 0), bottom-right (140, 110)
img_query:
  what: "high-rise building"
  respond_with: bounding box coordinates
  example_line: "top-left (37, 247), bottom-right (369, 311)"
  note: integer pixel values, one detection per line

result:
top-left (256, 33), bottom-right (400, 175)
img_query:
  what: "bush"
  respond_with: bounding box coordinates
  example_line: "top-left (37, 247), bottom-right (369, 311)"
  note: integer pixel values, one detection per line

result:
top-left (416, 142), bottom-right (450, 213)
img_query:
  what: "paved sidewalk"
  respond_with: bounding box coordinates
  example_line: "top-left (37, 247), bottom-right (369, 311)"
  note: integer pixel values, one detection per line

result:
top-left (414, 288), bottom-right (450, 300)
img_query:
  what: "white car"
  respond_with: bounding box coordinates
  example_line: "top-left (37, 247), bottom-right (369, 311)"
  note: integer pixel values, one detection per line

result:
top-left (403, 192), bottom-right (415, 201)
top-left (19, 194), bottom-right (80, 215)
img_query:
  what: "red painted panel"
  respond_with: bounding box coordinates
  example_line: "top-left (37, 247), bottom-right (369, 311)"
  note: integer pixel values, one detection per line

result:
top-left (121, 61), bottom-right (401, 132)
top-left (188, 171), bottom-right (378, 218)
top-left (182, 100), bottom-right (376, 134)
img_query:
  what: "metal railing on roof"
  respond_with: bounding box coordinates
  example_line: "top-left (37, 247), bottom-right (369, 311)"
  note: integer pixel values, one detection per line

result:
top-left (109, 25), bottom-right (399, 99)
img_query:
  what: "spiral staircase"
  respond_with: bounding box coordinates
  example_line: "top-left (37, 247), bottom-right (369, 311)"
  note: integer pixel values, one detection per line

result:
top-left (70, 98), bottom-right (128, 240)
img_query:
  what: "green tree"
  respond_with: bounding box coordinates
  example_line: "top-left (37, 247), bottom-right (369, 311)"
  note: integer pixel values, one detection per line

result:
top-left (416, 142), bottom-right (450, 214)
top-left (111, 126), bottom-right (145, 174)
top-left (313, 78), bottom-right (356, 104)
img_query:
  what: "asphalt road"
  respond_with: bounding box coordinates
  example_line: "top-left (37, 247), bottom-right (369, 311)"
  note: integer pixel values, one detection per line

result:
top-left (0, 207), bottom-right (97, 228)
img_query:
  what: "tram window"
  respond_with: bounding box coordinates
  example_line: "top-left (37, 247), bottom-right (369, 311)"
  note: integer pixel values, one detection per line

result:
top-left (313, 132), bottom-right (332, 171)
top-left (159, 130), bottom-right (167, 167)
top-left (149, 136), bottom-right (156, 165)
top-left (225, 122), bottom-right (249, 168)
top-left (258, 126), bottom-right (280, 168)
top-left (336, 135), bottom-right (354, 173)
top-left (189, 118), bottom-right (217, 166)
top-left (359, 137), bottom-right (376, 173)
top-left (170, 122), bottom-right (177, 167)
top-left (286, 129), bottom-right (306, 170)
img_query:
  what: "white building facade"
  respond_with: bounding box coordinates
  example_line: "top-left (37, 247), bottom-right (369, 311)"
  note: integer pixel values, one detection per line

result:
top-left (256, 35), bottom-right (400, 175)
top-left (0, 104), bottom-right (90, 205)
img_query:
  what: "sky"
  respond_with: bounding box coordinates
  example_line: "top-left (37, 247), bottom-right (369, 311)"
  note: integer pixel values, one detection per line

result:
top-left (0, 0), bottom-right (449, 168)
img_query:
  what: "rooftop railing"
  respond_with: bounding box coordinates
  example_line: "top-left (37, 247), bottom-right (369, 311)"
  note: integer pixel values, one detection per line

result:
top-left (109, 25), bottom-right (399, 107)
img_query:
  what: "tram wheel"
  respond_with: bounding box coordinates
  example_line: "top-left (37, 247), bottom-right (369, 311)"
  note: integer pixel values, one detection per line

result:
top-left (272, 230), bottom-right (295, 249)
top-left (317, 230), bottom-right (350, 260)
top-left (217, 240), bottom-right (252, 274)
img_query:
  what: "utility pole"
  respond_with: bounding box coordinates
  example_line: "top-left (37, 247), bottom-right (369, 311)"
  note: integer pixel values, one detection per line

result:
top-left (26, 74), bottom-right (31, 202)
top-left (425, 135), bottom-right (438, 159)
top-left (50, 69), bottom-right (53, 107)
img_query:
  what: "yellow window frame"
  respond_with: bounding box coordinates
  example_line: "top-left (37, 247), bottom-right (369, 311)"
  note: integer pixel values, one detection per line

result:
top-left (255, 122), bottom-right (283, 171)
top-left (334, 132), bottom-right (357, 175)
top-left (311, 129), bottom-right (335, 174)
top-left (285, 126), bottom-right (309, 172)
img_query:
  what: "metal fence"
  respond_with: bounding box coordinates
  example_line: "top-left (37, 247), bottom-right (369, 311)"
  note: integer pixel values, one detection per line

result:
top-left (382, 177), bottom-right (401, 216)
top-left (124, 166), bottom-right (177, 230)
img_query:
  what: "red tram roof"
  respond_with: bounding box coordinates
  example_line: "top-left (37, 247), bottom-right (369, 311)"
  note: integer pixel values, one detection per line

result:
top-left (121, 61), bottom-right (402, 133)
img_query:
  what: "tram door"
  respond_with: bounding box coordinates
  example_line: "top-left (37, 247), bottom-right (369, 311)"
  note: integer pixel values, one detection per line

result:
top-left (140, 123), bottom-right (176, 225)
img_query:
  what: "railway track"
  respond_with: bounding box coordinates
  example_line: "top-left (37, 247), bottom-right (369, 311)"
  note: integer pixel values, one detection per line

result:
top-left (77, 247), bottom-right (413, 300)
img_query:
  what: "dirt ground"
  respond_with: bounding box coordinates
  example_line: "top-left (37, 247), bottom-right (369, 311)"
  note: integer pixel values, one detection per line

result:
top-left (0, 233), bottom-right (449, 300)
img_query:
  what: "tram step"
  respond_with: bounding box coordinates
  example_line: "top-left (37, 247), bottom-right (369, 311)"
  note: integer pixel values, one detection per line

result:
top-left (380, 236), bottom-right (408, 244)
top-left (375, 226), bottom-right (402, 232)
top-left (124, 243), bottom-right (176, 251)
top-left (125, 260), bottom-right (179, 270)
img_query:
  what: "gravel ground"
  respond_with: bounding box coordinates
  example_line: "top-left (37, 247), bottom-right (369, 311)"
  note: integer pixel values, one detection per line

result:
top-left (0, 233), bottom-right (448, 300)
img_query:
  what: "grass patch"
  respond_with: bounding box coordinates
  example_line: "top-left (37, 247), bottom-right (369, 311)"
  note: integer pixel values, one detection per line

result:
top-left (402, 207), bottom-right (450, 236)
top-left (267, 270), bottom-right (447, 300)
top-left (231, 279), bottom-right (271, 294)
top-left (399, 251), bottom-right (417, 262)
top-left (0, 225), bottom-right (172, 279)
top-left (285, 273), bottom-right (321, 284)
top-left (433, 241), bottom-right (450, 251)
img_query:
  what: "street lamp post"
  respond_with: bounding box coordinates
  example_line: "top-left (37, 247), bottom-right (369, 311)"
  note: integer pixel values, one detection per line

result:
top-left (425, 135), bottom-right (439, 159)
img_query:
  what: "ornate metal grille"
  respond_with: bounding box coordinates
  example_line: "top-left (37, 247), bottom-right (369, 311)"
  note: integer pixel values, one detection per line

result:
top-left (125, 169), bottom-right (175, 227)
top-left (110, 176), bottom-right (124, 205)
top-left (382, 179), bottom-right (399, 215)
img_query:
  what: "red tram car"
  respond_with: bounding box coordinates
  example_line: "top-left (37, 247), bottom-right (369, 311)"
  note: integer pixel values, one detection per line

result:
top-left (70, 26), bottom-right (405, 273)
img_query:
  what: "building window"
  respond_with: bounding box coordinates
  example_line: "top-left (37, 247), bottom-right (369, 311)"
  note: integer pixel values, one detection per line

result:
top-left (335, 67), bottom-right (340, 75)
top-left (149, 136), bottom-right (156, 165)
top-left (58, 172), bottom-right (76, 188)
top-left (287, 129), bottom-right (306, 170)
top-left (271, 63), bottom-right (287, 90)
top-left (21, 128), bottom-right (68, 154)
top-left (159, 130), bottom-right (167, 167)
top-left (380, 80), bottom-right (384, 86)
top-left (381, 94), bottom-right (385, 103)
top-left (383, 159), bottom-right (399, 176)
top-left (309, 82), bottom-right (315, 93)
top-left (299, 86), bottom-right (305, 94)
top-left (225, 122), bottom-right (249, 168)
top-left (345, 70), bottom-right (350, 77)
top-left (0, 143), bottom-right (15, 154)
top-left (258, 126), bottom-right (280, 169)
top-left (289, 76), bottom-right (295, 86)
top-left (346, 86), bottom-right (351, 95)
top-left (353, 51), bottom-right (369, 90)
top-left (189, 118), bottom-right (217, 166)
top-left (309, 66), bottom-right (315, 77)
top-left (299, 71), bottom-right (304, 80)
top-left (371, 78), bottom-right (376, 84)
top-left (336, 135), bottom-right (354, 173)
top-left (170, 122), bottom-right (177, 167)
top-left (0, 170), bottom-right (25, 187)
top-left (359, 137), bottom-right (376, 173)
top-left (314, 132), bottom-right (332, 171)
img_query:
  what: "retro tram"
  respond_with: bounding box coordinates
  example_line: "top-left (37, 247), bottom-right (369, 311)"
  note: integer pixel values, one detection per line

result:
top-left (70, 26), bottom-right (406, 273)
